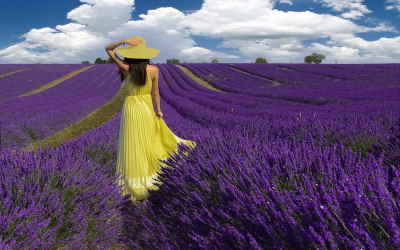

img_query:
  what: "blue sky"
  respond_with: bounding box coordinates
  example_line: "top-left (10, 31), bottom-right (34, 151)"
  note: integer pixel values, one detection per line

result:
top-left (0, 0), bottom-right (399, 64)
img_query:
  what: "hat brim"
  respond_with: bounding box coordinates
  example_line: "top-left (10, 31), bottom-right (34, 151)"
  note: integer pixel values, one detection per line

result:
top-left (116, 47), bottom-right (159, 59)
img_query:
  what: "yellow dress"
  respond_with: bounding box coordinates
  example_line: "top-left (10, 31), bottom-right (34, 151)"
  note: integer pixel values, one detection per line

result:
top-left (115, 68), bottom-right (197, 202)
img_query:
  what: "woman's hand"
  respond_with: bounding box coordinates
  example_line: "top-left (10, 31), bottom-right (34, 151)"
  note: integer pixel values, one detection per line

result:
top-left (156, 111), bottom-right (163, 118)
top-left (124, 36), bottom-right (144, 47)
top-left (105, 40), bottom-right (126, 51)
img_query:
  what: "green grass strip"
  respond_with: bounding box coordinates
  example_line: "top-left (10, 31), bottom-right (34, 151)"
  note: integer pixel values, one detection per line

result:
top-left (22, 74), bottom-right (132, 152)
top-left (0, 68), bottom-right (30, 79)
top-left (175, 64), bottom-right (227, 93)
top-left (19, 65), bottom-right (94, 97)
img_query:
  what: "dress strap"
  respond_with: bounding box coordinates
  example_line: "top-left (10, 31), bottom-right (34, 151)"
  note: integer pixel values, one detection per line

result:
top-left (147, 68), bottom-right (152, 85)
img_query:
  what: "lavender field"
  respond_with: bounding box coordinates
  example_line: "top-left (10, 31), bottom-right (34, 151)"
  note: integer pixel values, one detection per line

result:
top-left (0, 63), bottom-right (399, 249)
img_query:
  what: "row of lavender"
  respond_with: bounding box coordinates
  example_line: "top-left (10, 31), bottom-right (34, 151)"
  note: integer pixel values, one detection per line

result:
top-left (0, 64), bottom-right (87, 103)
top-left (181, 63), bottom-right (400, 111)
top-left (114, 63), bottom-right (400, 249)
top-left (158, 63), bottom-right (399, 170)
top-left (232, 63), bottom-right (399, 85)
top-left (0, 64), bottom-right (123, 149)
top-left (1, 63), bottom-right (400, 249)
top-left (0, 64), bottom-right (32, 75)
top-left (231, 62), bottom-right (400, 91)
top-left (0, 63), bottom-right (205, 249)
top-left (112, 63), bottom-right (399, 249)
top-left (275, 63), bottom-right (400, 82)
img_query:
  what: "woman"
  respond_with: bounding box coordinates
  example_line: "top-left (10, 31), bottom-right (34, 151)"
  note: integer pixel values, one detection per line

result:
top-left (105, 35), bottom-right (197, 202)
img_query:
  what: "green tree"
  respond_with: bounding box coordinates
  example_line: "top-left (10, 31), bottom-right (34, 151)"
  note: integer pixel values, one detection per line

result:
top-left (81, 61), bottom-right (91, 64)
top-left (166, 58), bottom-right (180, 64)
top-left (211, 58), bottom-right (219, 63)
top-left (94, 57), bottom-right (105, 64)
top-left (312, 53), bottom-right (325, 64)
top-left (255, 57), bottom-right (267, 63)
top-left (304, 53), bottom-right (326, 64)
top-left (304, 55), bottom-right (313, 64)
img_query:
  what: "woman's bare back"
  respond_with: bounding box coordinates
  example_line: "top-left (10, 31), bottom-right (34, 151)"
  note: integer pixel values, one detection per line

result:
top-left (147, 65), bottom-right (158, 82)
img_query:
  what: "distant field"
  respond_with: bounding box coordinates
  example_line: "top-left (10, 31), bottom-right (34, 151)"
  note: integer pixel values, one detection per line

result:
top-left (0, 63), bottom-right (399, 249)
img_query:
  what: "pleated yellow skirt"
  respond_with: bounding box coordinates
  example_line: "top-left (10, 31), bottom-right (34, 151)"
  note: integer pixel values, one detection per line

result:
top-left (115, 94), bottom-right (197, 202)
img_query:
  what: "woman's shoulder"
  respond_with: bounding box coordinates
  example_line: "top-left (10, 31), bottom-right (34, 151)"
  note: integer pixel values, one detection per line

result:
top-left (148, 65), bottom-right (159, 79)
top-left (148, 64), bottom-right (159, 71)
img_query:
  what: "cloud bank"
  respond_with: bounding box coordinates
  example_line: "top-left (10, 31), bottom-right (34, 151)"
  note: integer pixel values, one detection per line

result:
top-left (0, 0), bottom-right (398, 64)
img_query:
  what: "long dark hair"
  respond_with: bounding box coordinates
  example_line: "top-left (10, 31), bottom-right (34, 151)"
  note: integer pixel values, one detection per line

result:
top-left (118, 58), bottom-right (152, 86)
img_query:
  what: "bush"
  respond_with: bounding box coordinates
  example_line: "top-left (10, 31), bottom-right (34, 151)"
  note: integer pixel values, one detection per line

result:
top-left (0, 144), bottom-right (126, 249)
top-left (120, 122), bottom-right (400, 249)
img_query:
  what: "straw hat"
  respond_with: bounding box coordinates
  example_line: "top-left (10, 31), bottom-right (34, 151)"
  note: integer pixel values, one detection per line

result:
top-left (116, 36), bottom-right (159, 59)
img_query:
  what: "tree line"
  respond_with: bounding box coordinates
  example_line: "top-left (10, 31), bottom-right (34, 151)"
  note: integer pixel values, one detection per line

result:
top-left (82, 53), bottom-right (326, 64)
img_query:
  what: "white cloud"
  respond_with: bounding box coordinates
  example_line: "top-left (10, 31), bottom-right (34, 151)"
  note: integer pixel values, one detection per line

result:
top-left (0, 1), bottom-right (235, 64)
top-left (0, 0), bottom-right (398, 64)
top-left (0, 0), bottom-right (135, 63)
top-left (180, 47), bottom-right (239, 62)
top-left (221, 38), bottom-right (305, 62)
top-left (362, 17), bottom-right (398, 33)
top-left (314, 33), bottom-right (400, 63)
top-left (310, 43), bottom-right (360, 60)
top-left (0, 25), bottom-right (107, 63)
top-left (331, 34), bottom-right (400, 54)
top-left (67, 0), bottom-right (135, 33)
top-left (108, 7), bottom-right (240, 62)
top-left (278, 0), bottom-right (293, 5)
top-left (182, 1), bottom-right (365, 39)
top-left (179, 0), bottom-right (397, 63)
top-left (315, 0), bottom-right (371, 19)
top-left (386, 0), bottom-right (400, 12)
top-left (341, 10), bottom-right (365, 19)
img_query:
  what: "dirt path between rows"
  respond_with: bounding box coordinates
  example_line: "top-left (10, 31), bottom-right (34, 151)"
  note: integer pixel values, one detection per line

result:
top-left (227, 65), bottom-right (282, 86)
top-left (175, 64), bottom-right (228, 93)
top-left (19, 65), bottom-right (94, 97)
top-left (21, 69), bottom-right (132, 152)
top-left (0, 68), bottom-right (30, 79)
